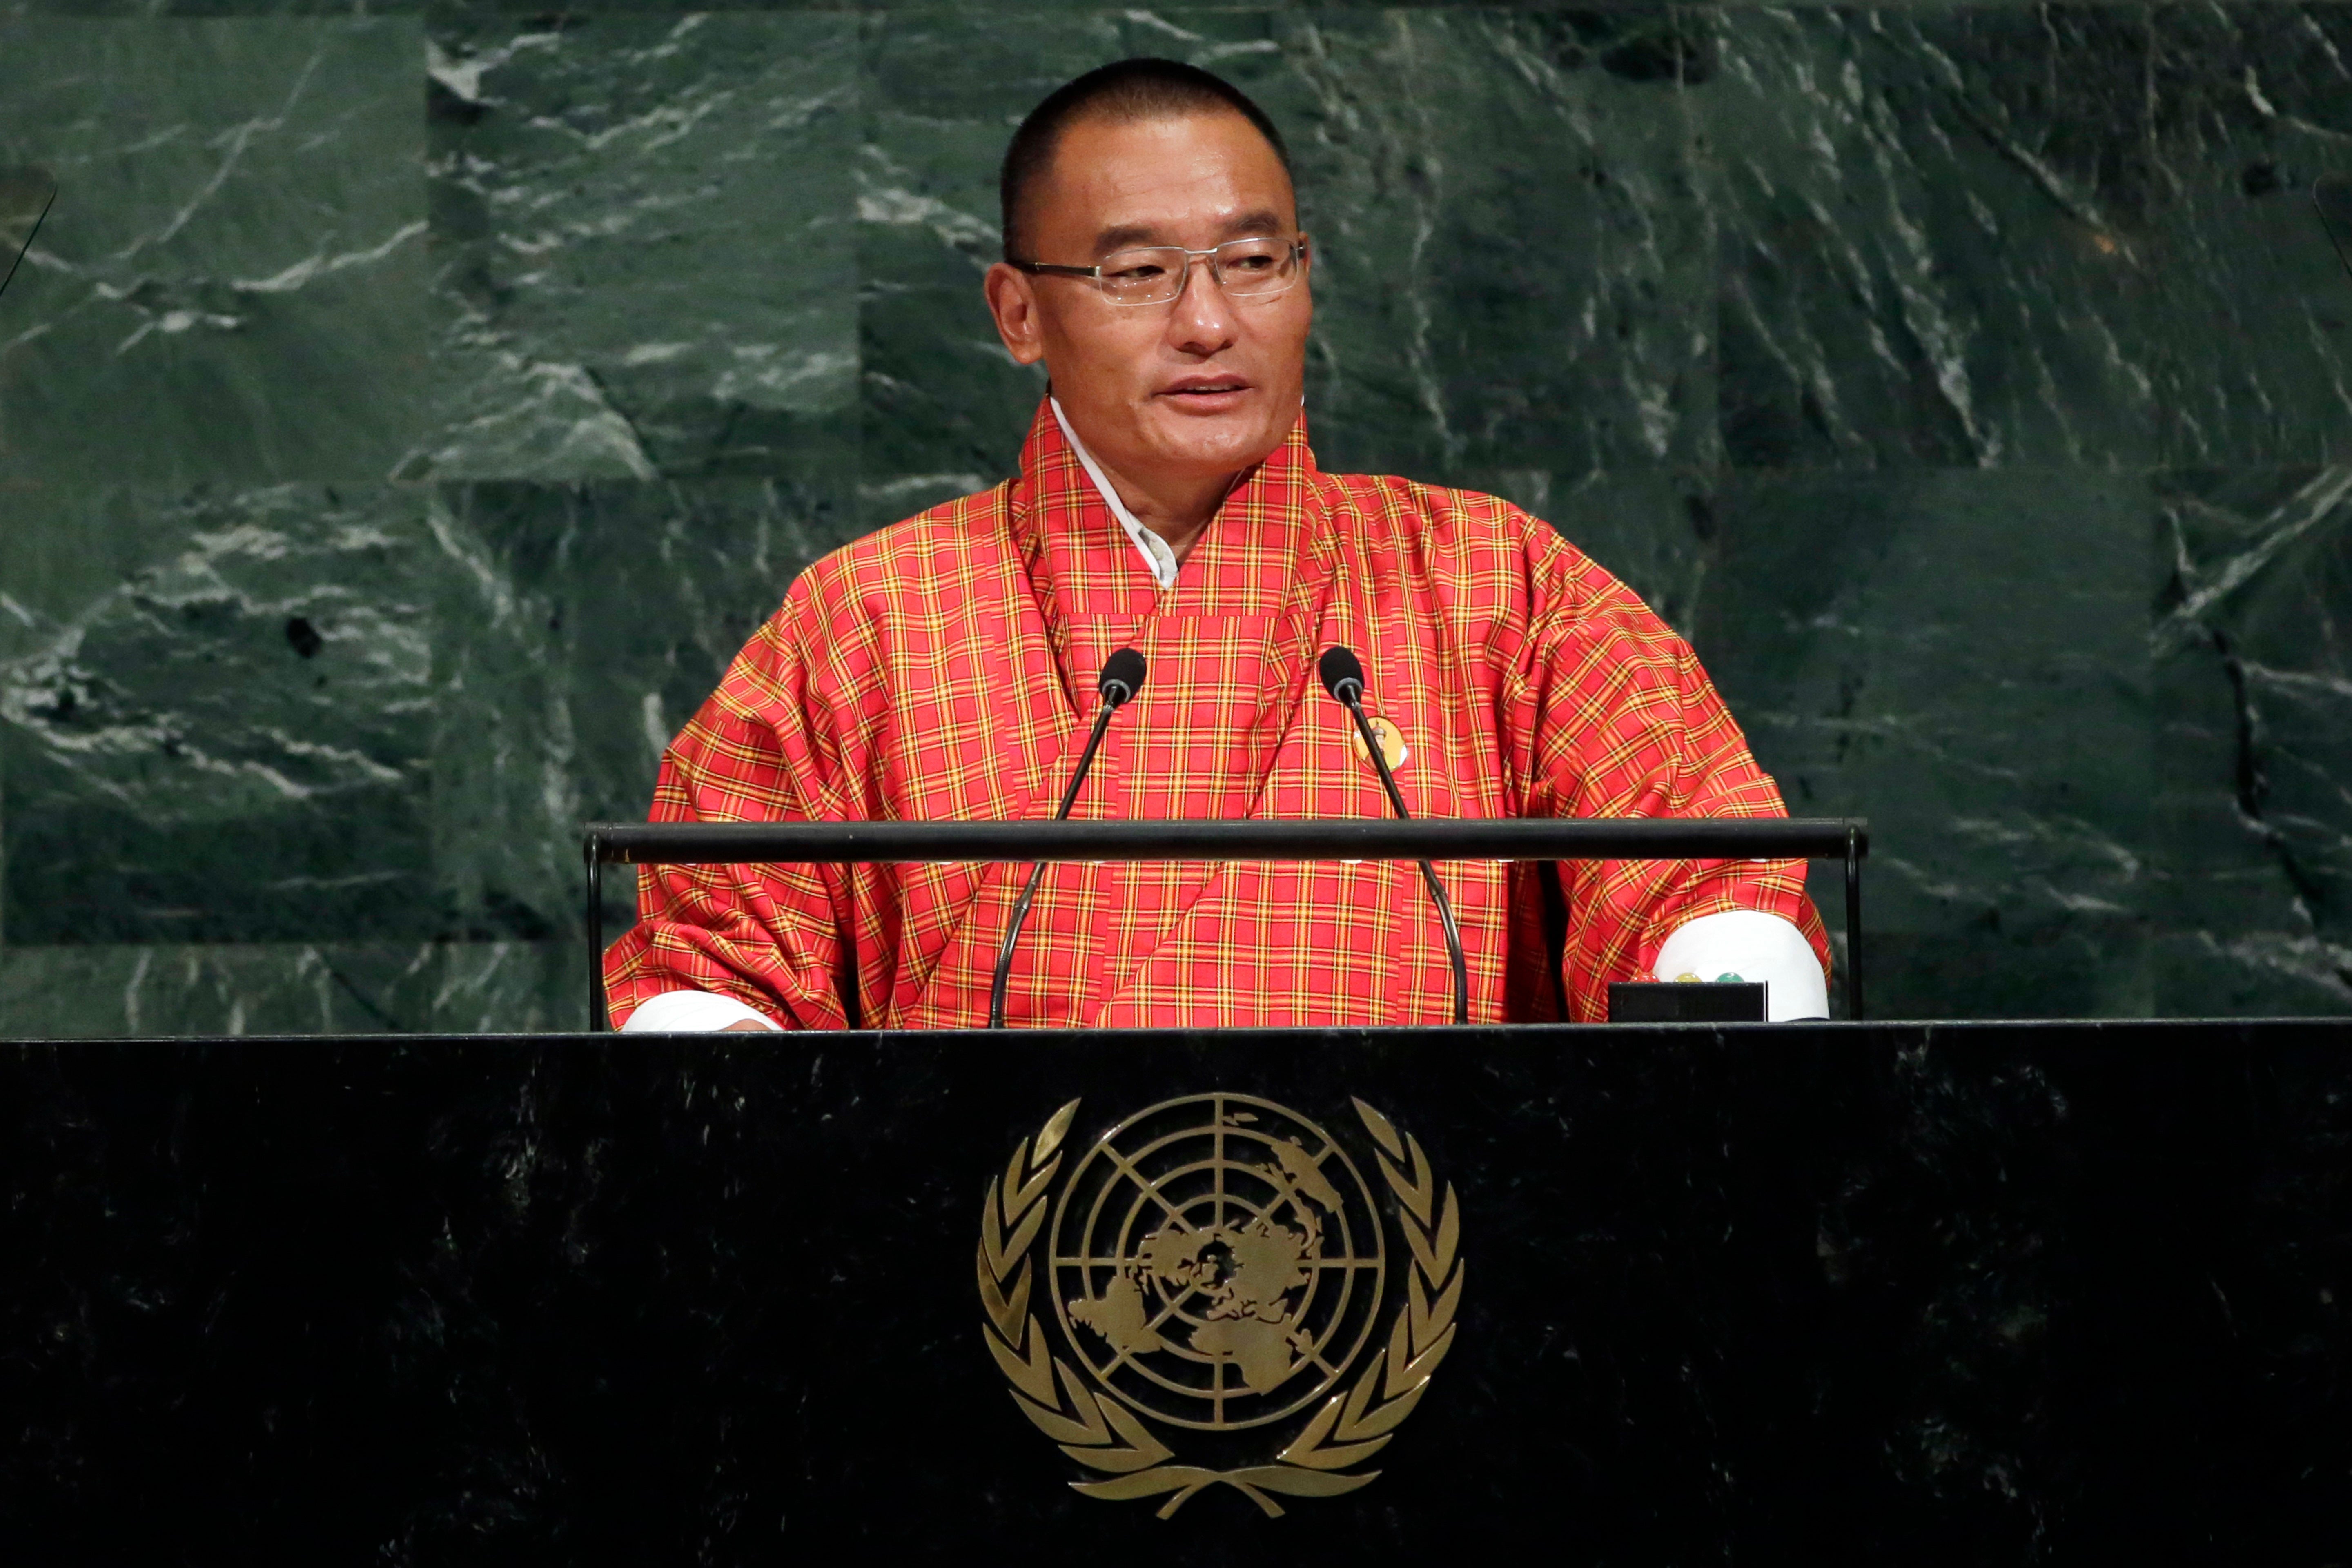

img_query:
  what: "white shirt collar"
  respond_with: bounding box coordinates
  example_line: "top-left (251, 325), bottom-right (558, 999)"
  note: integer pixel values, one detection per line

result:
top-left (1049, 397), bottom-right (1180, 590)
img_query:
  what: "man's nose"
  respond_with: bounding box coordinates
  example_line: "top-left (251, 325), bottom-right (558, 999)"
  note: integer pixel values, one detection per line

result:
top-left (1165, 254), bottom-right (1239, 352)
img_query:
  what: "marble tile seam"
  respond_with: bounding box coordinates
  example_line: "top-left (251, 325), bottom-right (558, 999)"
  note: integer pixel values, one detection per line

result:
top-left (3, 2), bottom-right (2334, 40)
top-left (0, 1), bottom-right (2200, 20)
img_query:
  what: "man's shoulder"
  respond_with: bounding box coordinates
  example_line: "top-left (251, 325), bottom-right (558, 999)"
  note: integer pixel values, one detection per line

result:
top-left (1322, 470), bottom-right (1531, 539)
top-left (710, 482), bottom-right (1017, 714)
top-left (1320, 470), bottom-right (1636, 612)
top-left (793, 481), bottom-right (1018, 606)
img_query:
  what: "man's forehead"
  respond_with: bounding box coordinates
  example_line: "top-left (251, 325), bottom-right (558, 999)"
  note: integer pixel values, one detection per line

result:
top-left (1039, 113), bottom-right (1295, 246)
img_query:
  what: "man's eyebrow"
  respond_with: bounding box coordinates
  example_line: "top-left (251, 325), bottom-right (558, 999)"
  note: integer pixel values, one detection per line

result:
top-left (1093, 222), bottom-right (1165, 253)
top-left (1091, 210), bottom-right (1294, 254)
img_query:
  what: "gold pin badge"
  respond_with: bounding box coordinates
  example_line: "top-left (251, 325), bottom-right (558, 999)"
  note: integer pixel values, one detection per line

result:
top-left (1350, 715), bottom-right (1408, 770)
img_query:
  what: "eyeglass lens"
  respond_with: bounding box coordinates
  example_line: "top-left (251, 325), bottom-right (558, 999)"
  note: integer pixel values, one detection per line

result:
top-left (1097, 239), bottom-right (1298, 303)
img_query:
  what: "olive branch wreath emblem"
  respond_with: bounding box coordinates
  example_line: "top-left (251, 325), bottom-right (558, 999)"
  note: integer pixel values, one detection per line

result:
top-left (976, 1096), bottom-right (1463, 1519)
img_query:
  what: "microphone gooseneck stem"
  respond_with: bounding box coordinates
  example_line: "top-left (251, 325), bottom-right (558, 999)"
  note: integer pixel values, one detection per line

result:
top-left (1339, 695), bottom-right (1469, 1026)
top-left (989, 699), bottom-right (1120, 1030)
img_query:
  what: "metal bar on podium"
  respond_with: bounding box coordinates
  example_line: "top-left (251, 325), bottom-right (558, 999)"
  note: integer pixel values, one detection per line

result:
top-left (1844, 825), bottom-right (1865, 1025)
top-left (584, 828), bottom-right (606, 1044)
top-left (581, 816), bottom-right (1870, 1030)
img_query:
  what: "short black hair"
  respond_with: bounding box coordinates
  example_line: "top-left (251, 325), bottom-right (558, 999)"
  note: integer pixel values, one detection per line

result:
top-left (999, 57), bottom-right (1292, 263)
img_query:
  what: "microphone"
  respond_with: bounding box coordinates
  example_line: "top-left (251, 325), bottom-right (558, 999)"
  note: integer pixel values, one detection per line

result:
top-left (1317, 646), bottom-right (1468, 1025)
top-left (989, 648), bottom-right (1148, 1028)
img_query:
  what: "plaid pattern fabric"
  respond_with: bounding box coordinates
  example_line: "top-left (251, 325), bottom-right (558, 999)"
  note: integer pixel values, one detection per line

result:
top-left (604, 399), bottom-right (1829, 1029)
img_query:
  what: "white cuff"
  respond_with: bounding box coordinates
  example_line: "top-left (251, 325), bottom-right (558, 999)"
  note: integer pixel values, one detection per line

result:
top-left (619, 989), bottom-right (781, 1033)
top-left (1653, 910), bottom-right (1829, 1022)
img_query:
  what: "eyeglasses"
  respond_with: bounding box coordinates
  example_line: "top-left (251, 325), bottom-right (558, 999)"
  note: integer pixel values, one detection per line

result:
top-left (1010, 237), bottom-right (1305, 307)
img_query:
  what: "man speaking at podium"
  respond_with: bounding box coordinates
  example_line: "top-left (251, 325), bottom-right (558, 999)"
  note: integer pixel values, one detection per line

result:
top-left (605, 59), bottom-right (1832, 1032)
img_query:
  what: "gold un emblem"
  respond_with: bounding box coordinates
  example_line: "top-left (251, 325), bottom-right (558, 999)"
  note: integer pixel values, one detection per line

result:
top-left (977, 1093), bottom-right (1464, 1518)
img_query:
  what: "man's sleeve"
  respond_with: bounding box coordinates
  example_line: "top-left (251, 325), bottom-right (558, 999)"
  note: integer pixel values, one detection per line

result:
top-left (599, 596), bottom-right (866, 1031)
top-left (1507, 551), bottom-right (1832, 1023)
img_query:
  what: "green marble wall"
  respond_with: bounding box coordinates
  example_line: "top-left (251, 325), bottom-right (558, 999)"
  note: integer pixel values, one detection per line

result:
top-left (2, 1), bottom-right (2348, 1033)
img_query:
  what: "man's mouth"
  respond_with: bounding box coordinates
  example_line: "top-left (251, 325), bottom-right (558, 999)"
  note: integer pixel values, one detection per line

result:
top-left (1159, 377), bottom-right (1251, 403)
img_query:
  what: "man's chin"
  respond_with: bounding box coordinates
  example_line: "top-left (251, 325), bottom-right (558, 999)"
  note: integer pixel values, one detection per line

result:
top-left (1137, 399), bottom-right (1288, 469)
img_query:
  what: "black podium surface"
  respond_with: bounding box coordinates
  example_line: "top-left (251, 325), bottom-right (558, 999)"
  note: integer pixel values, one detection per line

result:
top-left (6, 1020), bottom-right (2350, 1562)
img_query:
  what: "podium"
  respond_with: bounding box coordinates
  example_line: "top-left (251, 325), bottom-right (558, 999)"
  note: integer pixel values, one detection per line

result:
top-left (6, 1020), bottom-right (2349, 1559)
top-left (582, 815), bottom-right (1877, 1024)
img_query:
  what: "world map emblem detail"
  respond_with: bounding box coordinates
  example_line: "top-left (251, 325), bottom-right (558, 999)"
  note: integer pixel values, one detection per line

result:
top-left (977, 1094), bottom-right (1464, 1519)
top-left (1054, 1096), bottom-right (1385, 1429)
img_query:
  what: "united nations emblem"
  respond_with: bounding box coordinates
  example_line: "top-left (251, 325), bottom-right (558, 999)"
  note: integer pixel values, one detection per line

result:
top-left (978, 1094), bottom-right (1463, 1518)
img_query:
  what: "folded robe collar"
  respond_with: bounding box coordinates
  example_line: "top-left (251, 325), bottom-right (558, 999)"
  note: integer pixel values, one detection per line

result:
top-left (1022, 394), bottom-right (1320, 612)
top-left (1047, 396), bottom-right (1180, 590)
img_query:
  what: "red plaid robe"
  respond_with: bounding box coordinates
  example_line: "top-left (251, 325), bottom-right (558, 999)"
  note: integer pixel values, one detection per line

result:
top-left (605, 400), bottom-right (1828, 1029)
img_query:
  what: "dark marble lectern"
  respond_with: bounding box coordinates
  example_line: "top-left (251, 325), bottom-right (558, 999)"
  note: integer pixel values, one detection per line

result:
top-left (6, 1020), bottom-right (2349, 1562)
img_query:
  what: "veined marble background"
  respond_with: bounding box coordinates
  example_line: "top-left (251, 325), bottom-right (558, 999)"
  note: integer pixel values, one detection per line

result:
top-left (0, 0), bottom-right (2346, 1033)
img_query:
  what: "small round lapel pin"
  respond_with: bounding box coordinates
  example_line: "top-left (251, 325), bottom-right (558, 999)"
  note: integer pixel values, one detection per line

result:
top-left (1349, 714), bottom-right (1408, 770)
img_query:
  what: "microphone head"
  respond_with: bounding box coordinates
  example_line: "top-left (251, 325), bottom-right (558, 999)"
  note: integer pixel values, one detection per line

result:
top-left (1318, 646), bottom-right (1366, 705)
top-left (1098, 646), bottom-right (1147, 708)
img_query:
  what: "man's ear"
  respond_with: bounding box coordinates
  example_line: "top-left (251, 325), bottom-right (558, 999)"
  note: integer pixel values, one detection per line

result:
top-left (984, 263), bottom-right (1047, 367)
